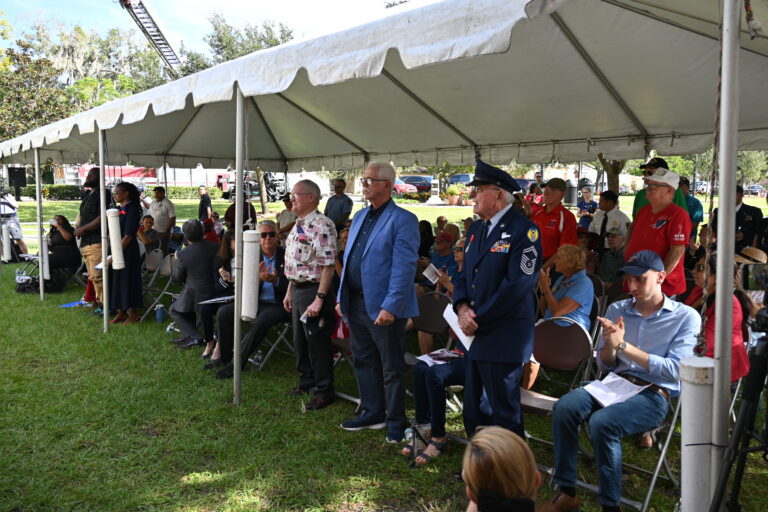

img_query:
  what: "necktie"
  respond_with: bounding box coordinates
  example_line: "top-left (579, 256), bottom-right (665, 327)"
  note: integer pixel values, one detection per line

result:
top-left (479, 220), bottom-right (491, 247)
top-left (598, 213), bottom-right (609, 249)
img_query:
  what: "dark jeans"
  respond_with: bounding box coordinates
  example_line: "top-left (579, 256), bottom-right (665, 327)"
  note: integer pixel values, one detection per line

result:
top-left (291, 284), bottom-right (335, 399)
top-left (216, 300), bottom-right (291, 364)
top-left (552, 386), bottom-right (668, 507)
top-left (464, 359), bottom-right (524, 438)
top-left (347, 294), bottom-right (407, 429)
top-left (412, 357), bottom-right (466, 438)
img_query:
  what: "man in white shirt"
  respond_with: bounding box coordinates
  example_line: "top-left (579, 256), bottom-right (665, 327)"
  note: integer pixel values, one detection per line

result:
top-left (276, 194), bottom-right (297, 243)
top-left (141, 186), bottom-right (176, 253)
top-left (588, 190), bottom-right (631, 252)
top-left (0, 188), bottom-right (27, 254)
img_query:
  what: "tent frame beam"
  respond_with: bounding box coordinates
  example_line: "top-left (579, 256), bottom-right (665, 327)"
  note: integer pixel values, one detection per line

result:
top-left (380, 68), bottom-right (478, 152)
top-left (162, 105), bottom-right (203, 156)
top-left (551, 12), bottom-right (650, 140)
top-left (276, 93), bottom-right (369, 159)
top-left (250, 97), bottom-right (288, 167)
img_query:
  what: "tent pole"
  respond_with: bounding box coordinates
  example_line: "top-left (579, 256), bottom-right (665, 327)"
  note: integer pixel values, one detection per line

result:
top-left (711, 0), bottom-right (741, 498)
top-left (233, 86), bottom-right (246, 405)
top-left (34, 149), bottom-right (44, 301)
top-left (99, 129), bottom-right (110, 334)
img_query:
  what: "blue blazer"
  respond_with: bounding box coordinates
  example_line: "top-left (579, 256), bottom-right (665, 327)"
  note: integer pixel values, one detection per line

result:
top-left (453, 206), bottom-right (542, 363)
top-left (338, 200), bottom-right (420, 321)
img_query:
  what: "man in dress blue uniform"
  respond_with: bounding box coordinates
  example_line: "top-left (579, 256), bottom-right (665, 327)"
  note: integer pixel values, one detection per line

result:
top-left (454, 160), bottom-right (542, 437)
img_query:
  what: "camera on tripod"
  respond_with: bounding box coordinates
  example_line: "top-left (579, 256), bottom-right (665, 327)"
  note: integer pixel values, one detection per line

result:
top-left (741, 263), bottom-right (768, 332)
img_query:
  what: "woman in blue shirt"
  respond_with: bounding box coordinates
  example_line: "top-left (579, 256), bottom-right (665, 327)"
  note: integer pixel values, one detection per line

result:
top-left (577, 188), bottom-right (598, 229)
top-left (538, 244), bottom-right (594, 332)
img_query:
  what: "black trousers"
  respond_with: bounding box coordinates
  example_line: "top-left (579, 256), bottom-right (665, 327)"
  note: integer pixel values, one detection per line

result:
top-left (216, 301), bottom-right (290, 365)
top-left (291, 284), bottom-right (335, 399)
top-left (463, 359), bottom-right (524, 438)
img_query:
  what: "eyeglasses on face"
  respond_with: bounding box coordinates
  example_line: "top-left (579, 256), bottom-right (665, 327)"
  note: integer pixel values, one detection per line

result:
top-left (260, 231), bottom-right (277, 239)
top-left (645, 183), bottom-right (668, 190)
top-left (289, 192), bottom-right (312, 199)
top-left (470, 186), bottom-right (501, 195)
top-left (360, 177), bottom-right (390, 186)
top-left (642, 170), bottom-right (655, 177)
top-left (694, 263), bottom-right (706, 272)
top-left (453, 246), bottom-right (464, 252)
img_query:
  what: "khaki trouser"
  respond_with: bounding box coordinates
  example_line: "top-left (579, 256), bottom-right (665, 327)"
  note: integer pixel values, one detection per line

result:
top-left (81, 243), bottom-right (103, 305)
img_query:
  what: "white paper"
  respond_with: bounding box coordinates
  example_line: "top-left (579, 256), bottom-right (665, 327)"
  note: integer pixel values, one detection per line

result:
top-left (416, 354), bottom-right (448, 367)
top-left (300, 311), bottom-right (308, 324)
top-left (442, 304), bottom-right (474, 351)
top-left (198, 295), bottom-right (235, 305)
top-left (417, 348), bottom-right (461, 367)
top-left (584, 372), bottom-right (650, 408)
top-left (422, 263), bottom-right (440, 285)
top-left (95, 261), bottom-right (104, 271)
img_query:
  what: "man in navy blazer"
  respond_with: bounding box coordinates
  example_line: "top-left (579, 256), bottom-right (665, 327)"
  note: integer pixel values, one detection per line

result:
top-left (454, 160), bottom-right (542, 437)
top-left (337, 162), bottom-right (420, 442)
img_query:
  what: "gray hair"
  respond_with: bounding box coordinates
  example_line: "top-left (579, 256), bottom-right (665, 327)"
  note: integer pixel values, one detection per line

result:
top-left (257, 219), bottom-right (277, 230)
top-left (296, 179), bottom-right (321, 199)
top-left (503, 190), bottom-right (516, 205)
top-left (367, 162), bottom-right (396, 182)
top-left (182, 219), bottom-right (203, 243)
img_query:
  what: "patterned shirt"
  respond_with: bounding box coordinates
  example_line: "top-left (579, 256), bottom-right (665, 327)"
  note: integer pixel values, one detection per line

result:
top-left (285, 210), bottom-right (337, 282)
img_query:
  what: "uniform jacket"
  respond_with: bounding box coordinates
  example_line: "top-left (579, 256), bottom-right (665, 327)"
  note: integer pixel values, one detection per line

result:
top-left (173, 240), bottom-right (220, 312)
top-left (453, 206), bottom-right (542, 363)
top-left (338, 200), bottom-right (420, 321)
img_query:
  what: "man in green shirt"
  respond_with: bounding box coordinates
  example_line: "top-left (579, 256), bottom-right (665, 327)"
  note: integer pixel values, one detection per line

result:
top-left (631, 157), bottom-right (688, 217)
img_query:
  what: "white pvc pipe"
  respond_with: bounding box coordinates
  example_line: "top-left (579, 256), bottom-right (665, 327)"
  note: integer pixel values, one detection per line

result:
top-left (106, 209), bottom-right (125, 270)
top-left (712, 0), bottom-right (741, 490)
top-left (35, 148), bottom-right (45, 300)
top-left (233, 86), bottom-right (246, 405)
top-left (681, 356), bottom-right (715, 512)
top-left (99, 129), bottom-right (109, 333)
top-left (241, 230), bottom-right (261, 321)
top-left (1, 224), bottom-right (10, 262)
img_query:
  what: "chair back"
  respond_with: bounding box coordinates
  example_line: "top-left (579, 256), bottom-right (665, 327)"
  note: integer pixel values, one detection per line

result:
top-left (587, 272), bottom-right (605, 299)
top-left (144, 249), bottom-right (164, 272)
top-left (411, 291), bottom-right (452, 335)
top-left (533, 317), bottom-right (592, 371)
top-left (159, 253), bottom-right (176, 277)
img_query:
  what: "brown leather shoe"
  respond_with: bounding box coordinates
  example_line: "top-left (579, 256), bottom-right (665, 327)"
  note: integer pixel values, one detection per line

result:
top-left (538, 492), bottom-right (580, 512)
top-left (304, 395), bottom-right (334, 411)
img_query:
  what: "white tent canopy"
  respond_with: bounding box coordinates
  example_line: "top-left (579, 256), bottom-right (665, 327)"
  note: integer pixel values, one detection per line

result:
top-left (3, 0), bottom-right (768, 169)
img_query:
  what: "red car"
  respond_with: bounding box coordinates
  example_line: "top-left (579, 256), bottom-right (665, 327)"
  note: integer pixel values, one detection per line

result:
top-left (393, 178), bottom-right (418, 196)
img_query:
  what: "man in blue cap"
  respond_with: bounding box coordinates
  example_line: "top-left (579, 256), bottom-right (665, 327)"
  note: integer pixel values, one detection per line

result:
top-left (453, 159), bottom-right (542, 439)
top-left (541, 250), bottom-right (699, 512)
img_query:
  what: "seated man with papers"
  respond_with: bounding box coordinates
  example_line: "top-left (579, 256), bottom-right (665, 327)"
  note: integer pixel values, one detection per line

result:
top-left (540, 250), bottom-right (700, 512)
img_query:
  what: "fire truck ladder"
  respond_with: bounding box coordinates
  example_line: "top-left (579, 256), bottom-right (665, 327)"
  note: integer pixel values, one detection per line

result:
top-left (119, 0), bottom-right (181, 75)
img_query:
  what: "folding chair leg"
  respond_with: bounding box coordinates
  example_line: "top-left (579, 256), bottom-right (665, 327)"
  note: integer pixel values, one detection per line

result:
top-left (640, 399), bottom-right (681, 512)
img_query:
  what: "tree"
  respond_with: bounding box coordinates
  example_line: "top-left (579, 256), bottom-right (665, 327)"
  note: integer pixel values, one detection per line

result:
top-left (0, 10), bottom-right (12, 72)
top-left (0, 41), bottom-right (74, 140)
top-left (737, 151), bottom-right (767, 184)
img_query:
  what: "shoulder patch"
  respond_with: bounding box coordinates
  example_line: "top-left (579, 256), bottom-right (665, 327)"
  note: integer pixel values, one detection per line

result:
top-left (527, 228), bottom-right (539, 242)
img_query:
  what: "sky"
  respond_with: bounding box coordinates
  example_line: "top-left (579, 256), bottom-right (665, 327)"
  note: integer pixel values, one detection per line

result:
top-left (1, 0), bottom-right (441, 56)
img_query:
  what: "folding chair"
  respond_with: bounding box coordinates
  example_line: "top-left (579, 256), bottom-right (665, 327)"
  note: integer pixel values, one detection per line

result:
top-left (142, 248), bottom-right (164, 287)
top-left (140, 253), bottom-right (177, 322)
top-left (332, 336), bottom-right (361, 408)
top-left (255, 322), bottom-right (294, 371)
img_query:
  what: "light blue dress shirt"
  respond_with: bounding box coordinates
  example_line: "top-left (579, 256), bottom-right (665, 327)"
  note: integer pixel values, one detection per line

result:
top-left (596, 296), bottom-right (700, 397)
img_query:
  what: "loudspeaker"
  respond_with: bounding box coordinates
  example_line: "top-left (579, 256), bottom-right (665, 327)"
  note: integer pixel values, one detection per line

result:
top-left (7, 167), bottom-right (27, 188)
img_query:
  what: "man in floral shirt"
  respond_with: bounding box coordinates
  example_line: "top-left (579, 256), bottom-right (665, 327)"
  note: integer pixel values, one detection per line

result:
top-left (283, 179), bottom-right (338, 411)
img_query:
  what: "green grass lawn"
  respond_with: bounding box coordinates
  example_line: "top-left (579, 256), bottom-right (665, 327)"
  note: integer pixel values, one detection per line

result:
top-left (3, 262), bottom-right (768, 511)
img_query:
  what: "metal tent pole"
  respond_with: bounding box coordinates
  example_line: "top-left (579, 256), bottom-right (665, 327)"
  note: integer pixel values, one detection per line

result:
top-left (34, 149), bottom-right (44, 300)
top-left (233, 87), bottom-right (246, 405)
top-left (99, 129), bottom-right (110, 334)
top-left (711, 0), bottom-right (741, 496)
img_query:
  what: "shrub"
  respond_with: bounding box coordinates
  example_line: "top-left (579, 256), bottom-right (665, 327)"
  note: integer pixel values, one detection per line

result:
top-left (445, 185), bottom-right (462, 196)
top-left (163, 186), bottom-right (223, 200)
top-left (18, 185), bottom-right (82, 200)
top-left (402, 192), bottom-right (430, 202)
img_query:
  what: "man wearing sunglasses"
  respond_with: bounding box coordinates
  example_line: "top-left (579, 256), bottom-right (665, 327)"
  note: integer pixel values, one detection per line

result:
top-left (630, 157), bottom-right (688, 217)
top-left (214, 220), bottom-right (290, 380)
top-left (324, 179), bottom-right (354, 235)
top-left (337, 162), bottom-right (420, 443)
top-left (625, 167), bottom-right (691, 298)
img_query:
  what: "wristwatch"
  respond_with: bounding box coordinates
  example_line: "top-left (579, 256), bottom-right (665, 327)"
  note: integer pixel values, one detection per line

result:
top-left (616, 341), bottom-right (627, 353)
top-left (317, 292), bottom-right (327, 300)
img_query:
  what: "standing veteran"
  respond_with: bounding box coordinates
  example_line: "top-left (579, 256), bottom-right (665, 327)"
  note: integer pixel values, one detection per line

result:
top-left (283, 180), bottom-right (338, 411)
top-left (337, 162), bottom-right (420, 443)
top-left (454, 160), bottom-right (542, 438)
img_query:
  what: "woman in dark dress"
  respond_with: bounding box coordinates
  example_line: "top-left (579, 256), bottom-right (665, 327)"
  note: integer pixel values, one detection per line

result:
top-left (110, 182), bottom-right (143, 325)
top-left (47, 215), bottom-right (81, 269)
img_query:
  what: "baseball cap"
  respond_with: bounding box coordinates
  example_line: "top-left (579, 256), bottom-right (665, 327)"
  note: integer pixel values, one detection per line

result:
top-left (679, 176), bottom-right (690, 187)
top-left (639, 157), bottom-right (669, 170)
top-left (606, 227), bottom-right (625, 237)
top-left (436, 232), bottom-right (454, 244)
top-left (543, 178), bottom-right (567, 191)
top-left (619, 250), bottom-right (664, 276)
top-left (644, 168), bottom-right (680, 189)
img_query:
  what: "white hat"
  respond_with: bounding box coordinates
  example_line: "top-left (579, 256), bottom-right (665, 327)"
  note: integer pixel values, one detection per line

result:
top-left (644, 168), bottom-right (680, 189)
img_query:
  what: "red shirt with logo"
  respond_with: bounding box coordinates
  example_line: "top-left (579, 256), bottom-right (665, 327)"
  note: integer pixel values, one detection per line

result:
top-left (625, 203), bottom-right (691, 296)
top-left (532, 203), bottom-right (578, 261)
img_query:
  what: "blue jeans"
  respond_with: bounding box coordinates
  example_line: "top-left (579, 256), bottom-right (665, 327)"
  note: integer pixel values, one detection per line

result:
top-left (412, 358), bottom-right (466, 437)
top-left (552, 386), bottom-right (669, 507)
top-left (348, 295), bottom-right (407, 430)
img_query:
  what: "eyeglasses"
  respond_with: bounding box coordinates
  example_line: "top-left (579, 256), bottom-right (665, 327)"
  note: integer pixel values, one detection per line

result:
top-left (642, 170), bottom-right (655, 177)
top-left (453, 246), bottom-right (464, 252)
top-left (260, 232), bottom-right (277, 239)
top-left (470, 186), bottom-right (501, 195)
top-left (695, 264), bottom-right (706, 272)
top-left (289, 192), bottom-right (312, 199)
top-left (360, 177), bottom-right (390, 186)
top-left (645, 183), bottom-right (668, 190)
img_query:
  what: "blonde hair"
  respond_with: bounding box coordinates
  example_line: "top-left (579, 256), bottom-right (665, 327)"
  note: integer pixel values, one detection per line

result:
top-left (556, 244), bottom-right (586, 271)
top-left (462, 427), bottom-right (538, 501)
top-left (443, 223), bottom-right (461, 243)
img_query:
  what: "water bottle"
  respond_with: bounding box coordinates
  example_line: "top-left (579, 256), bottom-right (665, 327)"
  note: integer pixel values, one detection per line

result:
top-left (155, 304), bottom-right (165, 323)
top-left (249, 349), bottom-right (264, 368)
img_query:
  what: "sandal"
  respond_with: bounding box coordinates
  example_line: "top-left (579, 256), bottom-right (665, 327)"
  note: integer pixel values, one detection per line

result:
top-left (415, 439), bottom-right (448, 465)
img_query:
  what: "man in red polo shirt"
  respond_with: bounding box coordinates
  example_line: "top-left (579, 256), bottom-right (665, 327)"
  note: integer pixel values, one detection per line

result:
top-left (532, 177), bottom-right (578, 268)
top-left (625, 168), bottom-right (691, 297)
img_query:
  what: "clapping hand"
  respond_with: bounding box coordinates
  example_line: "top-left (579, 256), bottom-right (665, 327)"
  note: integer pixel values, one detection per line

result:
top-left (597, 316), bottom-right (625, 349)
top-left (538, 267), bottom-right (551, 291)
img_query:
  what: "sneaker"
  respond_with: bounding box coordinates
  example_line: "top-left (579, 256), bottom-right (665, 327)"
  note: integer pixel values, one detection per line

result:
top-left (385, 424), bottom-right (405, 443)
top-left (340, 415), bottom-right (386, 431)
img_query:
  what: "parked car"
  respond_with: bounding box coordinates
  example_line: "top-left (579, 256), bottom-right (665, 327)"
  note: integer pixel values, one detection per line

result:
top-left (402, 175), bottom-right (432, 192)
top-left (515, 178), bottom-right (531, 192)
top-left (448, 173), bottom-right (474, 186)
top-left (746, 184), bottom-right (765, 196)
top-left (224, 171), bottom-right (287, 202)
top-left (393, 178), bottom-right (418, 196)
